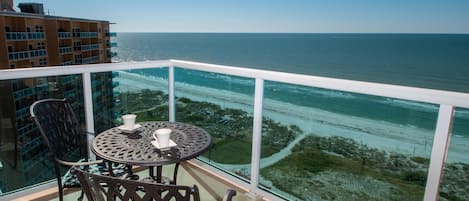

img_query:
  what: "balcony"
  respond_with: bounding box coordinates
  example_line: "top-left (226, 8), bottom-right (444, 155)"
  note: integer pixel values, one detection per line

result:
top-left (82, 55), bottom-right (100, 64)
top-left (7, 50), bottom-right (29, 61)
top-left (81, 44), bottom-right (99, 52)
top-left (59, 46), bottom-right (73, 54)
top-left (61, 61), bottom-right (73, 66)
top-left (57, 32), bottom-right (71, 39)
top-left (106, 32), bottom-right (117, 37)
top-left (79, 32), bottom-right (98, 38)
top-left (6, 32), bottom-right (45, 41)
top-left (0, 60), bottom-right (468, 201)
top-left (28, 49), bottom-right (47, 58)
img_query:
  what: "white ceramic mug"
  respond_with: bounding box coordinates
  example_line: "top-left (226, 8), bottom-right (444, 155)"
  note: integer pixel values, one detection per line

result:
top-left (121, 114), bottom-right (136, 129)
top-left (153, 128), bottom-right (171, 147)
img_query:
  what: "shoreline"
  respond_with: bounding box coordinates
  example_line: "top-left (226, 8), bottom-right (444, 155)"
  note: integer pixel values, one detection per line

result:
top-left (115, 71), bottom-right (469, 163)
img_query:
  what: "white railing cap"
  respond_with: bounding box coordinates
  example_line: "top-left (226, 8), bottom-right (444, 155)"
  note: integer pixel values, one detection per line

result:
top-left (171, 59), bottom-right (469, 109)
top-left (1, 59), bottom-right (468, 109)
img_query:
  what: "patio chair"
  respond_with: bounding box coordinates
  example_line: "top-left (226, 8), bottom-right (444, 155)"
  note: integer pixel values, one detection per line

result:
top-left (30, 98), bottom-right (132, 201)
top-left (73, 167), bottom-right (237, 201)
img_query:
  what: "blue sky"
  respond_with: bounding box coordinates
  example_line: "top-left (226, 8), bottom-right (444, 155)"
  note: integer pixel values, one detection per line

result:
top-left (14, 0), bottom-right (469, 33)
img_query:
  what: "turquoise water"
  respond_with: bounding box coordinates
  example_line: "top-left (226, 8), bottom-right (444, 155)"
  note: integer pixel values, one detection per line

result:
top-left (114, 33), bottom-right (469, 136)
top-left (115, 33), bottom-right (469, 93)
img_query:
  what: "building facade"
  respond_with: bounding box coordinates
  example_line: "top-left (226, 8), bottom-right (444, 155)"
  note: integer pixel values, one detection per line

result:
top-left (0, 0), bottom-right (117, 193)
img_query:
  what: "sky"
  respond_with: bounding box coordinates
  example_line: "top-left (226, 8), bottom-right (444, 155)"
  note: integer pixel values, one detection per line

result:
top-left (13, 0), bottom-right (469, 33)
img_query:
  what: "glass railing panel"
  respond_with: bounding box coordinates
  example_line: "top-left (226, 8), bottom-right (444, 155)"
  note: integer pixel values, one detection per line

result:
top-left (259, 81), bottom-right (438, 200)
top-left (439, 107), bottom-right (469, 201)
top-left (174, 68), bottom-right (255, 181)
top-left (0, 75), bottom-right (86, 196)
top-left (92, 68), bottom-right (169, 133)
top-left (58, 32), bottom-right (71, 39)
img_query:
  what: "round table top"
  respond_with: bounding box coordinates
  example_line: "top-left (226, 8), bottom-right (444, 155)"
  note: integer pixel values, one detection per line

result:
top-left (92, 121), bottom-right (212, 166)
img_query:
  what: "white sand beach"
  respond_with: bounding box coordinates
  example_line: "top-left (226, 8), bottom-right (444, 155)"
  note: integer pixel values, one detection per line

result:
top-left (115, 71), bottom-right (469, 163)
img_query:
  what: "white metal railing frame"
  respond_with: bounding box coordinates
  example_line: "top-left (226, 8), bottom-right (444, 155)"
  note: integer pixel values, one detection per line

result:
top-left (0, 59), bottom-right (468, 201)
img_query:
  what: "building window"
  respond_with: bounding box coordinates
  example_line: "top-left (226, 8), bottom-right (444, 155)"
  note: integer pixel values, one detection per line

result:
top-left (37, 42), bottom-right (45, 49)
top-left (72, 27), bottom-right (80, 37)
top-left (35, 25), bottom-right (44, 32)
top-left (73, 41), bottom-right (81, 51)
top-left (39, 58), bottom-right (47, 65)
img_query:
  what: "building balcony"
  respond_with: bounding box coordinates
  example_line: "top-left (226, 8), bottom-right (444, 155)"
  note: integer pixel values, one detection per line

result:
top-left (81, 44), bottom-right (99, 51)
top-left (59, 46), bottom-right (73, 54)
top-left (28, 49), bottom-right (47, 58)
top-left (57, 32), bottom-right (71, 39)
top-left (82, 55), bottom-right (100, 64)
top-left (61, 61), bottom-right (73, 66)
top-left (0, 60), bottom-right (468, 201)
top-left (79, 32), bottom-right (98, 38)
top-left (6, 32), bottom-right (45, 41)
top-left (7, 49), bottom-right (47, 61)
top-left (7, 50), bottom-right (30, 61)
top-left (106, 32), bottom-right (117, 37)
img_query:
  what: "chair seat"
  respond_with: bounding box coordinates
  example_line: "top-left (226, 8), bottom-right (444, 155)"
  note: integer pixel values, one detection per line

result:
top-left (62, 159), bottom-right (128, 188)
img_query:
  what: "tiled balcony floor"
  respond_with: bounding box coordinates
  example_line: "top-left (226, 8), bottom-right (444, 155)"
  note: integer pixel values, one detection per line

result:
top-left (12, 161), bottom-right (253, 201)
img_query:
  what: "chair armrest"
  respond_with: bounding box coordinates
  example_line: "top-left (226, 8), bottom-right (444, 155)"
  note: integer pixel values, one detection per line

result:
top-left (222, 189), bottom-right (237, 201)
top-left (56, 158), bottom-right (104, 167)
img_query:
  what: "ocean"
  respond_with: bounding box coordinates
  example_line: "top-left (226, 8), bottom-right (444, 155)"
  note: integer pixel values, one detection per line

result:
top-left (113, 33), bottom-right (469, 139)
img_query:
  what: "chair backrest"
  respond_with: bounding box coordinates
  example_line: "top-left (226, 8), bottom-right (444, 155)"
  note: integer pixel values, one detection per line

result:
top-left (30, 98), bottom-right (86, 162)
top-left (73, 167), bottom-right (201, 201)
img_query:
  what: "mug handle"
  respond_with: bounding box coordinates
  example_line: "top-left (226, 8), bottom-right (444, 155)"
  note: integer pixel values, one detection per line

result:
top-left (152, 133), bottom-right (158, 141)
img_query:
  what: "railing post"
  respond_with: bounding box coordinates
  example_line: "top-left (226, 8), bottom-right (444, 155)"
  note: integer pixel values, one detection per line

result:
top-left (250, 78), bottom-right (264, 197)
top-left (83, 72), bottom-right (96, 160)
top-left (423, 105), bottom-right (455, 201)
top-left (169, 65), bottom-right (175, 122)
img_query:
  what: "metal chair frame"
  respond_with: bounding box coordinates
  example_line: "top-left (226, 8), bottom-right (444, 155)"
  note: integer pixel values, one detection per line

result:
top-left (73, 167), bottom-right (236, 201)
top-left (30, 98), bottom-right (129, 201)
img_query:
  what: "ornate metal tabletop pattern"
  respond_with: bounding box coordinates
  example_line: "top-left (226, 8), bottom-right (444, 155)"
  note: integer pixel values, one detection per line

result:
top-left (92, 121), bottom-right (212, 166)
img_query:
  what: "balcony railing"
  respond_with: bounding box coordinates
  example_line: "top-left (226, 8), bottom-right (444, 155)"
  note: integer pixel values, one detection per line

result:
top-left (82, 55), bottom-right (100, 64)
top-left (8, 50), bottom-right (30, 61)
top-left (0, 60), bottom-right (468, 201)
top-left (59, 46), bottom-right (73, 54)
top-left (7, 49), bottom-right (47, 61)
top-left (106, 32), bottom-right (117, 37)
top-left (61, 61), bottom-right (73, 66)
top-left (57, 32), bottom-right (71, 39)
top-left (81, 44), bottom-right (99, 51)
top-left (29, 49), bottom-right (47, 58)
top-left (80, 32), bottom-right (98, 38)
top-left (6, 32), bottom-right (45, 41)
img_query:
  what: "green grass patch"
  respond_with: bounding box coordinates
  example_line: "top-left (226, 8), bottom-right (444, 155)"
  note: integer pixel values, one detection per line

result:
top-left (261, 140), bottom-right (426, 201)
top-left (410, 156), bottom-right (429, 165)
top-left (203, 138), bottom-right (281, 164)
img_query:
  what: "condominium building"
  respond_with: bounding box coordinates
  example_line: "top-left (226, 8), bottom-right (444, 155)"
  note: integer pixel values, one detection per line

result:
top-left (0, 0), bottom-right (117, 192)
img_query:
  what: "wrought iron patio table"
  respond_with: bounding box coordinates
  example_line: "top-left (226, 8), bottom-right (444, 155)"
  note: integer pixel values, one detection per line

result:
top-left (91, 121), bottom-right (212, 183)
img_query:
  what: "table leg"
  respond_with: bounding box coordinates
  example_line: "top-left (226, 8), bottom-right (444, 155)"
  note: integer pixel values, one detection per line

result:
top-left (108, 161), bottom-right (115, 177)
top-left (156, 166), bottom-right (162, 183)
top-left (149, 166), bottom-right (154, 179)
